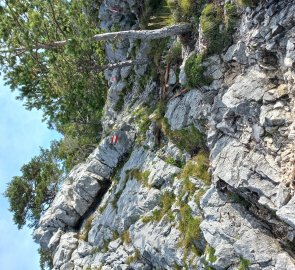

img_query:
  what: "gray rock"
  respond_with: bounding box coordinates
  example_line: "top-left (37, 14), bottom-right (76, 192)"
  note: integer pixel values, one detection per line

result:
top-left (277, 196), bottom-right (295, 228)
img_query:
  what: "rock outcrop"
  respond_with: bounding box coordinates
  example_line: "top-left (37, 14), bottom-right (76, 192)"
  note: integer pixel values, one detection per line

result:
top-left (34, 0), bottom-right (295, 269)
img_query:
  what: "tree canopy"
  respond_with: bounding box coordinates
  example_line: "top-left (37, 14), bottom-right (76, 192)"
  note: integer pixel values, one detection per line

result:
top-left (5, 141), bottom-right (64, 229)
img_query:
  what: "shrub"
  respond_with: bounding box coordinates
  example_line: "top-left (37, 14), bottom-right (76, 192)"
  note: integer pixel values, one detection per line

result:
top-left (200, 2), bottom-right (239, 54)
top-left (200, 4), bottom-right (225, 54)
top-left (166, 41), bottom-right (182, 65)
top-left (162, 118), bottom-right (205, 154)
top-left (184, 53), bottom-right (211, 88)
top-left (175, 0), bottom-right (206, 22)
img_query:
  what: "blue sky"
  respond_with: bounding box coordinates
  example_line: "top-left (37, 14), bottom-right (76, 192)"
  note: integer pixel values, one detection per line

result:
top-left (0, 79), bottom-right (61, 270)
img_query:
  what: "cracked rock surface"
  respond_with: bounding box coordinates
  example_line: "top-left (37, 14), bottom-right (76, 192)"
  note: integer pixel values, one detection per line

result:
top-left (33, 0), bottom-right (295, 269)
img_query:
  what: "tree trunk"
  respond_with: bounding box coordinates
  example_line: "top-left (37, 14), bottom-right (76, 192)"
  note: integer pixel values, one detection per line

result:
top-left (6, 23), bottom-right (191, 53)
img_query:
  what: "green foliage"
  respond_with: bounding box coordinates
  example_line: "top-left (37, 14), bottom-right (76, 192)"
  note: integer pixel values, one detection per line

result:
top-left (133, 106), bottom-right (153, 144)
top-left (128, 169), bottom-right (150, 187)
top-left (162, 118), bottom-right (205, 154)
top-left (5, 142), bottom-right (64, 229)
top-left (178, 202), bottom-right (202, 256)
top-left (114, 88), bottom-right (128, 112)
top-left (180, 152), bottom-right (211, 185)
top-left (166, 41), bottom-right (182, 65)
top-left (238, 257), bottom-right (250, 270)
top-left (206, 245), bottom-right (217, 263)
top-left (184, 53), bottom-right (211, 88)
top-left (200, 3), bottom-right (239, 54)
top-left (0, 0), bottom-right (107, 171)
top-left (141, 0), bottom-right (174, 29)
top-left (167, 0), bottom-right (206, 22)
top-left (39, 248), bottom-right (53, 270)
top-left (234, 0), bottom-right (253, 7)
top-left (142, 191), bottom-right (175, 223)
top-left (165, 156), bottom-right (185, 168)
top-left (194, 188), bottom-right (206, 207)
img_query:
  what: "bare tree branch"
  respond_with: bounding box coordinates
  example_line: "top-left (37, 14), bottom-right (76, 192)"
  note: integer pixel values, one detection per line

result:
top-left (0, 23), bottom-right (191, 53)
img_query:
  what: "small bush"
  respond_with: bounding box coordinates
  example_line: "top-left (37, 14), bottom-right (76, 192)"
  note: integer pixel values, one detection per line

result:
top-left (162, 118), bottom-right (205, 154)
top-left (200, 2), bottom-right (239, 54)
top-left (134, 106), bottom-right (153, 144)
top-left (184, 53), bottom-right (211, 88)
top-left (174, 0), bottom-right (206, 22)
top-left (200, 4), bottom-right (225, 54)
top-left (166, 41), bottom-right (182, 65)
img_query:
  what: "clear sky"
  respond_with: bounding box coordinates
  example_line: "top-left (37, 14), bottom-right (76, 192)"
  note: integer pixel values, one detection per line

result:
top-left (0, 79), bottom-right (61, 270)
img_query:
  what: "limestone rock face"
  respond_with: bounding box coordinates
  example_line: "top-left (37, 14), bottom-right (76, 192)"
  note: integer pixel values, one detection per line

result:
top-left (33, 0), bottom-right (295, 269)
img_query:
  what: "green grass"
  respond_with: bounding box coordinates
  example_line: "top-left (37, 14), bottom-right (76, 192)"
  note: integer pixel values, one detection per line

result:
top-left (180, 151), bottom-right (211, 185)
top-left (206, 245), bottom-right (217, 263)
top-left (178, 202), bottom-right (202, 257)
top-left (200, 3), bottom-right (239, 54)
top-left (184, 53), bottom-right (211, 88)
top-left (142, 191), bottom-right (175, 223)
top-left (238, 257), bottom-right (250, 270)
top-left (161, 118), bottom-right (205, 154)
top-left (194, 188), bottom-right (206, 207)
top-left (128, 169), bottom-right (150, 187)
top-left (234, 0), bottom-right (253, 7)
top-left (166, 41), bottom-right (182, 65)
top-left (146, 0), bottom-right (174, 29)
top-left (133, 106), bottom-right (153, 144)
top-left (165, 155), bottom-right (185, 168)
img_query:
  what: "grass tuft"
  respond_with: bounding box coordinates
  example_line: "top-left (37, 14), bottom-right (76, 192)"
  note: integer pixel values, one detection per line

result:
top-left (184, 53), bottom-right (212, 88)
top-left (238, 257), bottom-right (250, 270)
top-left (142, 191), bottom-right (175, 223)
top-left (180, 151), bottom-right (210, 185)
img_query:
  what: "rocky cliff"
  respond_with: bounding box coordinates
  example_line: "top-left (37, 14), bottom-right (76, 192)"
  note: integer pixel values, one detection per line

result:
top-left (34, 0), bottom-right (295, 269)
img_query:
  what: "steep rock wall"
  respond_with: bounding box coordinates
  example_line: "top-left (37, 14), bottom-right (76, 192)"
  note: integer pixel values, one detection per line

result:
top-left (34, 0), bottom-right (295, 269)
